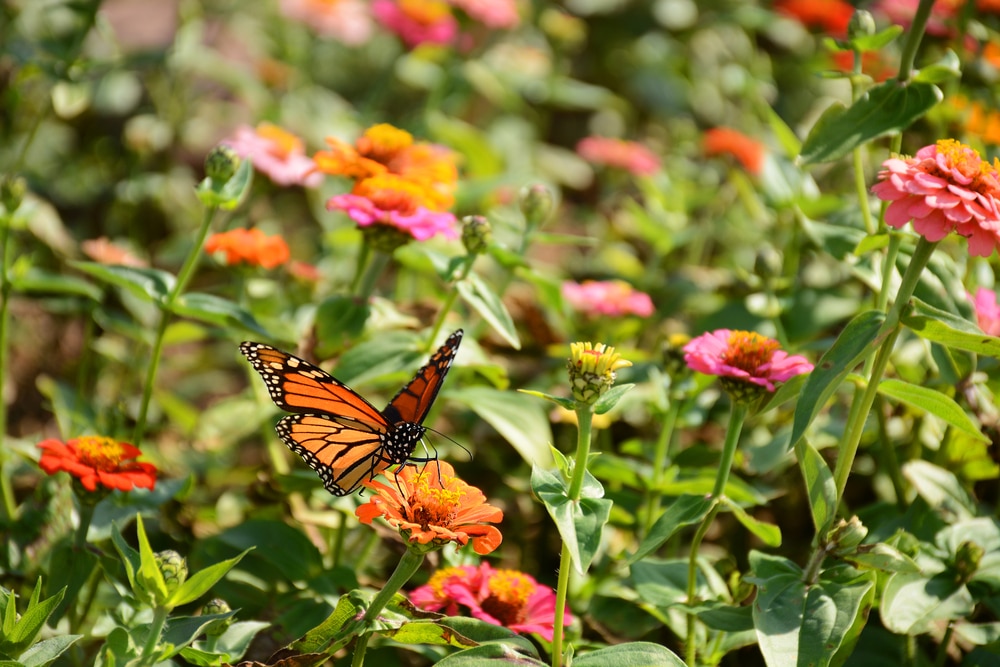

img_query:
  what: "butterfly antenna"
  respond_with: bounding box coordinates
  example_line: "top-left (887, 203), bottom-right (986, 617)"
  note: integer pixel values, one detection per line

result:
top-left (422, 426), bottom-right (473, 461)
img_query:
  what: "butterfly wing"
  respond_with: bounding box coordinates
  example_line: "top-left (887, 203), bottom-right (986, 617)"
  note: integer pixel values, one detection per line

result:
top-left (276, 414), bottom-right (397, 496)
top-left (381, 329), bottom-right (463, 426)
top-left (239, 342), bottom-right (388, 428)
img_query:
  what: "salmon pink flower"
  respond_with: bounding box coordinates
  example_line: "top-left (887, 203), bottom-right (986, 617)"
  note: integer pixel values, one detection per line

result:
top-left (279, 0), bottom-right (373, 44)
top-left (871, 139), bottom-right (1000, 257)
top-left (576, 136), bottom-right (660, 176)
top-left (38, 436), bottom-right (157, 492)
top-left (410, 562), bottom-right (572, 641)
top-left (373, 0), bottom-right (457, 48)
top-left (562, 280), bottom-right (654, 317)
top-left (81, 237), bottom-right (147, 267)
top-left (224, 123), bottom-right (322, 188)
top-left (684, 330), bottom-right (813, 393)
top-left (703, 128), bottom-right (766, 176)
top-left (205, 228), bottom-right (291, 269)
top-left (356, 461), bottom-right (503, 555)
top-left (970, 287), bottom-right (1000, 336)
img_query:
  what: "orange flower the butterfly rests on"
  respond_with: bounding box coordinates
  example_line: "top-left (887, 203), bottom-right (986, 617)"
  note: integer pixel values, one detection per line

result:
top-left (240, 330), bottom-right (463, 496)
top-left (356, 460), bottom-right (503, 555)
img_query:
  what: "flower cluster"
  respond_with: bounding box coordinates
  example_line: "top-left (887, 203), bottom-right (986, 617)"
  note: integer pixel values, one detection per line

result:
top-left (223, 123), bottom-right (322, 188)
top-left (410, 561), bottom-right (571, 641)
top-left (684, 330), bottom-right (813, 395)
top-left (871, 139), bottom-right (1000, 257)
top-left (576, 136), bottom-right (660, 176)
top-left (703, 128), bottom-right (766, 176)
top-left (204, 228), bottom-right (291, 269)
top-left (562, 280), bottom-right (654, 318)
top-left (356, 461), bottom-right (503, 555)
top-left (316, 123), bottom-right (459, 247)
top-left (38, 436), bottom-right (158, 492)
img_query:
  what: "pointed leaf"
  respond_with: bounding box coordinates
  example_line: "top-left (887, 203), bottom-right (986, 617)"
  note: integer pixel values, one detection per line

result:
top-left (136, 515), bottom-right (169, 606)
top-left (880, 570), bottom-right (973, 635)
top-left (518, 388), bottom-right (577, 411)
top-left (531, 465), bottom-right (611, 573)
top-left (902, 297), bottom-right (1000, 356)
top-left (159, 612), bottom-right (238, 658)
top-left (796, 440), bottom-right (837, 535)
top-left (877, 378), bottom-right (988, 441)
top-left (451, 387), bottom-right (554, 467)
top-left (720, 498), bottom-right (781, 547)
top-left (111, 521), bottom-right (143, 599)
top-left (18, 634), bottom-right (82, 667)
top-left (70, 261), bottom-right (176, 304)
top-left (628, 495), bottom-right (715, 564)
top-left (572, 642), bottom-right (686, 667)
top-left (167, 549), bottom-right (251, 607)
top-left (791, 310), bottom-right (885, 447)
top-left (594, 384), bottom-right (634, 415)
top-left (902, 460), bottom-right (976, 520)
top-left (172, 293), bottom-right (269, 337)
top-left (456, 273), bottom-right (520, 349)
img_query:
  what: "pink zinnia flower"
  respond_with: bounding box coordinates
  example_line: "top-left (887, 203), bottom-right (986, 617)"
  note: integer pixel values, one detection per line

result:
top-left (562, 280), bottom-right (655, 317)
top-left (703, 128), bottom-right (766, 176)
top-left (970, 287), bottom-right (1000, 336)
top-left (410, 562), bottom-right (572, 641)
top-left (373, 0), bottom-right (458, 48)
top-left (224, 123), bottom-right (323, 188)
top-left (327, 182), bottom-right (459, 242)
top-left (683, 330), bottom-right (813, 393)
top-left (576, 136), bottom-right (660, 176)
top-left (450, 0), bottom-right (519, 28)
top-left (871, 139), bottom-right (1000, 257)
top-left (279, 0), bottom-right (373, 44)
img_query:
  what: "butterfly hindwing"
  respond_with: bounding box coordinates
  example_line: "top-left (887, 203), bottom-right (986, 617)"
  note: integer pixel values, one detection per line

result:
top-left (382, 329), bottom-right (463, 425)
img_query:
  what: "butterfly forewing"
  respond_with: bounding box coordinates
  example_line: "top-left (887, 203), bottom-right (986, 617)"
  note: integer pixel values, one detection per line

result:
top-left (240, 331), bottom-right (463, 496)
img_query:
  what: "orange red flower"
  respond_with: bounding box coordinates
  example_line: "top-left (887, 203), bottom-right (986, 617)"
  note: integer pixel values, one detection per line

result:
top-left (356, 461), bottom-right (503, 555)
top-left (204, 228), bottom-right (291, 269)
top-left (775, 0), bottom-right (853, 37)
top-left (38, 436), bottom-right (157, 492)
top-left (703, 128), bottom-right (766, 176)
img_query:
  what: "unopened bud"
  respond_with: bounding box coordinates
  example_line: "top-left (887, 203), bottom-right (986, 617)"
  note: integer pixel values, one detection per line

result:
top-left (1, 174), bottom-right (27, 215)
top-left (202, 598), bottom-right (234, 636)
top-left (205, 144), bottom-right (241, 183)
top-left (461, 215), bottom-right (493, 255)
top-left (519, 184), bottom-right (554, 228)
top-left (848, 10), bottom-right (876, 40)
top-left (155, 550), bottom-right (188, 594)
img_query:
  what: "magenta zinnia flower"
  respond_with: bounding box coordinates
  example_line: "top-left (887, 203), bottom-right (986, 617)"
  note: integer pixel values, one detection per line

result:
top-left (373, 0), bottom-right (457, 48)
top-left (562, 279), bottom-right (655, 317)
top-left (871, 139), bottom-right (1000, 257)
top-left (683, 330), bottom-right (813, 393)
top-left (410, 562), bottom-right (571, 641)
top-left (970, 287), bottom-right (1000, 336)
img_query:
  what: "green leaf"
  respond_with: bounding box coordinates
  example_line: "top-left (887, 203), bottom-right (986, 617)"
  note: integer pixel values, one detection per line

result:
top-left (844, 543), bottom-right (920, 573)
top-left (435, 644), bottom-right (549, 665)
top-left (136, 515), bottom-right (169, 607)
top-left (517, 388), bottom-right (577, 411)
top-left (720, 498), bottom-right (781, 547)
top-left (70, 261), bottom-right (176, 304)
top-left (850, 25), bottom-right (904, 51)
top-left (572, 642), bottom-right (685, 667)
top-left (167, 549), bottom-right (251, 607)
top-left (913, 50), bottom-right (961, 83)
top-left (902, 460), bottom-right (976, 520)
top-left (11, 269), bottom-right (103, 300)
top-left (800, 81), bottom-right (942, 163)
top-left (451, 387), bottom-right (554, 467)
top-left (314, 295), bottom-right (371, 356)
top-left (171, 293), bottom-right (269, 337)
top-left (159, 612), bottom-right (238, 658)
top-left (0, 580), bottom-right (65, 657)
top-left (18, 634), bottom-right (82, 667)
top-left (796, 440), bottom-right (837, 535)
top-left (791, 310), bottom-right (885, 447)
top-left (902, 297), bottom-right (1000, 356)
top-left (594, 384), bottom-right (634, 415)
top-left (880, 570), bottom-right (973, 635)
top-left (749, 553), bottom-right (875, 667)
top-left (382, 619), bottom-right (478, 648)
top-left (628, 495), bottom-right (715, 564)
top-left (292, 592), bottom-right (362, 654)
top-left (877, 378), bottom-right (988, 442)
top-left (437, 618), bottom-right (538, 658)
top-left (110, 521), bottom-right (144, 602)
top-left (456, 273), bottom-right (520, 349)
top-left (531, 465), bottom-right (612, 573)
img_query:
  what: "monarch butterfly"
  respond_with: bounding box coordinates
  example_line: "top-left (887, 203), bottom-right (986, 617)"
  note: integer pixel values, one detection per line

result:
top-left (240, 330), bottom-right (463, 496)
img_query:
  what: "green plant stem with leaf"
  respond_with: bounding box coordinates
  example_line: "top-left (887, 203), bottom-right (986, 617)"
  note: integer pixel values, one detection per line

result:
top-left (133, 203), bottom-right (220, 445)
top-left (350, 548), bottom-right (425, 667)
top-left (137, 605), bottom-right (170, 667)
top-left (426, 254), bottom-right (474, 352)
top-left (0, 212), bottom-right (14, 521)
top-left (641, 400), bottom-right (680, 538)
top-left (353, 246), bottom-right (391, 300)
top-left (551, 407), bottom-right (594, 667)
top-left (685, 401), bottom-right (748, 667)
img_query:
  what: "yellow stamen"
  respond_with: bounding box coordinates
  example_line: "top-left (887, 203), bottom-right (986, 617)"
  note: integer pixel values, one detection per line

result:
top-left (74, 436), bottom-right (129, 471)
top-left (723, 331), bottom-right (779, 373)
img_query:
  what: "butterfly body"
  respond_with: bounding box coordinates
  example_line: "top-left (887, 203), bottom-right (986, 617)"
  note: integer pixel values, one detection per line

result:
top-left (240, 330), bottom-right (463, 496)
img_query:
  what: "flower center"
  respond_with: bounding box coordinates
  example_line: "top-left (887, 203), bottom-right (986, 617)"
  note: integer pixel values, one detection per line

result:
top-left (480, 570), bottom-right (535, 625)
top-left (256, 123), bottom-right (302, 159)
top-left (410, 475), bottom-right (462, 528)
top-left (428, 566), bottom-right (467, 598)
top-left (722, 331), bottom-right (779, 374)
top-left (356, 174), bottom-right (425, 215)
top-left (358, 124), bottom-right (413, 163)
top-left (934, 139), bottom-right (1000, 196)
top-left (73, 436), bottom-right (129, 471)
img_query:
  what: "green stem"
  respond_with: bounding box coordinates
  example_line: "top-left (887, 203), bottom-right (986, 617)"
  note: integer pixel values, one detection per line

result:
top-left (138, 605), bottom-right (170, 667)
top-left (895, 0), bottom-right (935, 82)
top-left (551, 407), bottom-right (595, 667)
top-left (425, 256), bottom-right (473, 353)
top-left (350, 242), bottom-right (373, 294)
top-left (355, 249), bottom-right (390, 300)
top-left (933, 623), bottom-right (954, 667)
top-left (832, 237), bottom-right (937, 505)
top-left (641, 401), bottom-right (680, 537)
top-left (875, 396), bottom-right (908, 510)
top-left (351, 548), bottom-right (426, 667)
top-left (73, 501), bottom-right (97, 550)
top-left (133, 204), bottom-right (219, 444)
top-left (711, 402), bottom-right (748, 499)
top-left (0, 217), bottom-right (14, 522)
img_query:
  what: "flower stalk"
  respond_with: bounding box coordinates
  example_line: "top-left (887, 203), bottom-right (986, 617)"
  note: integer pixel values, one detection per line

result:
top-left (351, 548), bottom-right (426, 667)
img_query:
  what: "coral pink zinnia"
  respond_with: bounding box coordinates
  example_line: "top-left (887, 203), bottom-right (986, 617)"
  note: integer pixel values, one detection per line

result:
top-left (562, 280), bottom-right (655, 317)
top-left (576, 136), bottom-right (660, 176)
top-left (683, 330), bottom-right (813, 393)
top-left (970, 287), bottom-right (1000, 336)
top-left (871, 139), bottom-right (1000, 257)
top-left (38, 436), bottom-right (157, 492)
top-left (410, 562), bottom-right (572, 641)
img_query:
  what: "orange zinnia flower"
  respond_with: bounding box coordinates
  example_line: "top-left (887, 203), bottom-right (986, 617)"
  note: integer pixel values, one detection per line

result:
top-left (703, 127), bottom-right (766, 176)
top-left (204, 228), bottom-right (291, 269)
top-left (38, 436), bottom-right (158, 492)
top-left (356, 461), bottom-right (503, 554)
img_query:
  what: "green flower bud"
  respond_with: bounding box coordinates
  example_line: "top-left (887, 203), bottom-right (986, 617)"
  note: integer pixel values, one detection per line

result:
top-left (202, 598), bottom-right (234, 636)
top-left (568, 342), bottom-right (632, 405)
top-left (1, 174), bottom-right (27, 215)
top-left (519, 184), bottom-right (554, 228)
top-left (829, 516), bottom-right (868, 555)
top-left (205, 144), bottom-right (241, 184)
top-left (461, 215), bottom-right (493, 255)
top-left (848, 10), bottom-right (876, 40)
top-left (954, 541), bottom-right (985, 584)
top-left (155, 550), bottom-right (188, 594)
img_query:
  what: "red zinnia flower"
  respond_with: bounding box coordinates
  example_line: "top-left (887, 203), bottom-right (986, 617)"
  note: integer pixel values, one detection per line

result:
top-left (204, 228), bottom-right (291, 269)
top-left (703, 128), bottom-right (766, 176)
top-left (410, 561), bottom-right (572, 641)
top-left (775, 0), bottom-right (853, 37)
top-left (356, 461), bottom-right (503, 555)
top-left (871, 139), bottom-right (1000, 257)
top-left (38, 436), bottom-right (157, 492)
top-left (683, 330), bottom-right (813, 393)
